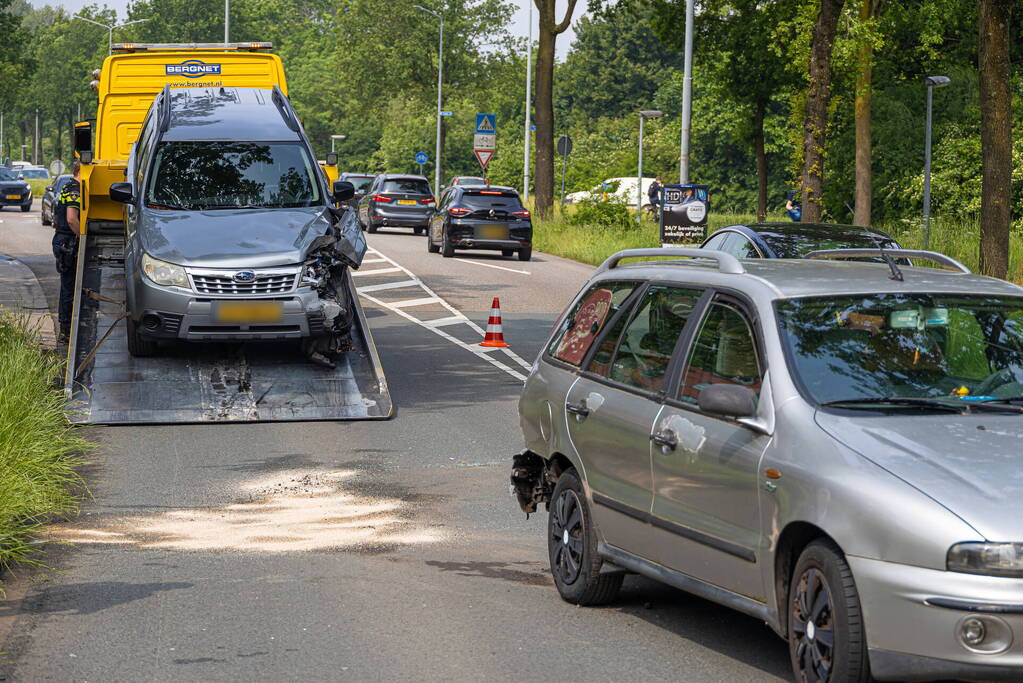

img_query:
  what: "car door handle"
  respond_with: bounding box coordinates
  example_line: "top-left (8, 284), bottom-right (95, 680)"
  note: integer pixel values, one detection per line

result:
top-left (650, 431), bottom-right (678, 451)
top-left (566, 401), bottom-right (590, 417)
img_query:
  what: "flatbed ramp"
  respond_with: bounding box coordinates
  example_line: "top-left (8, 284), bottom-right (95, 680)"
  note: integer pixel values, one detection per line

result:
top-left (65, 235), bottom-right (392, 425)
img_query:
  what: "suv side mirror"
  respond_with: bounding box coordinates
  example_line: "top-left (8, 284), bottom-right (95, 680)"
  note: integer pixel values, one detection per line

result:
top-left (698, 384), bottom-right (757, 419)
top-left (332, 180), bottom-right (355, 202)
top-left (109, 182), bottom-right (134, 204)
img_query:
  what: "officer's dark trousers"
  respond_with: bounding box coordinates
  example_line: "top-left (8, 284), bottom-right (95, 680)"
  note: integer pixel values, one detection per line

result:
top-left (52, 232), bottom-right (78, 327)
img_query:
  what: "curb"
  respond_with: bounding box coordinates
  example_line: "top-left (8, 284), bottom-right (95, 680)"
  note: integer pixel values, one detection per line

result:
top-left (0, 254), bottom-right (56, 350)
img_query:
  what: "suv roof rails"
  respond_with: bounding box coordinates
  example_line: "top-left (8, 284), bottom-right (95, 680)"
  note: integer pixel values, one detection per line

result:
top-left (596, 248), bottom-right (745, 275)
top-left (804, 248), bottom-right (971, 274)
top-left (270, 85), bottom-right (300, 133)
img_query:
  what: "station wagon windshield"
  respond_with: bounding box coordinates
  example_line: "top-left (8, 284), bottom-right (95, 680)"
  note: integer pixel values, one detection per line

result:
top-left (147, 141), bottom-right (320, 209)
top-left (776, 294), bottom-right (1023, 407)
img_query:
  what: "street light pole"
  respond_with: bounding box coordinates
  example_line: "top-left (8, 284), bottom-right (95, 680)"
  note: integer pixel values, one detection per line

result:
top-left (416, 5), bottom-right (443, 196)
top-left (225, 0), bottom-right (230, 43)
top-left (330, 134), bottom-right (346, 153)
top-left (923, 75), bottom-right (950, 250)
top-left (73, 15), bottom-right (148, 55)
top-left (679, 0), bottom-right (695, 184)
top-left (638, 110), bottom-right (664, 226)
top-left (522, 2), bottom-right (532, 202)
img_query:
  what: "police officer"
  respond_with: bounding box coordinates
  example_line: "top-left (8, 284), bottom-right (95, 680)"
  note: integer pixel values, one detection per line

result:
top-left (53, 160), bottom-right (81, 343)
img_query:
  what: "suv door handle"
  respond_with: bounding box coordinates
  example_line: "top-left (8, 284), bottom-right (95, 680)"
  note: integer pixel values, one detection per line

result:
top-left (566, 401), bottom-right (590, 418)
top-left (650, 431), bottom-right (678, 451)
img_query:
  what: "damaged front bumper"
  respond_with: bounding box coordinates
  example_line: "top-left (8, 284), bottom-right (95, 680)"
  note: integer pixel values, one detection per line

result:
top-left (510, 450), bottom-right (554, 515)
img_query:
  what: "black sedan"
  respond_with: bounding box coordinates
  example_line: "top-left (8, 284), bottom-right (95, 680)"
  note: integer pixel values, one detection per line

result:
top-left (700, 222), bottom-right (901, 258)
top-left (427, 185), bottom-right (532, 261)
top-left (0, 167), bottom-right (33, 212)
top-left (41, 174), bottom-right (73, 225)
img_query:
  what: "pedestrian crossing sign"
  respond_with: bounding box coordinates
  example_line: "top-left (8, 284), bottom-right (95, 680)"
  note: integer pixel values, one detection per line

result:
top-left (475, 113), bottom-right (496, 134)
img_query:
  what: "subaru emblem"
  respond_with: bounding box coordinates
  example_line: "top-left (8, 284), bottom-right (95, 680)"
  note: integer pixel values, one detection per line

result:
top-left (233, 270), bottom-right (256, 283)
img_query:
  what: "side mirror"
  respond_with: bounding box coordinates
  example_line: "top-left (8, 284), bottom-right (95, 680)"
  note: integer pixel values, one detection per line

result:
top-left (325, 152), bottom-right (338, 166)
top-left (74, 121), bottom-right (93, 163)
top-left (698, 384), bottom-right (757, 419)
top-left (45, 185), bottom-right (53, 192)
top-left (16, 174), bottom-right (24, 180)
top-left (109, 182), bottom-right (134, 204)
top-left (332, 180), bottom-right (355, 202)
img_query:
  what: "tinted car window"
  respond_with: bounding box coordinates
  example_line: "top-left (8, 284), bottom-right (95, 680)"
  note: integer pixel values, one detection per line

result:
top-left (548, 281), bottom-right (638, 366)
top-left (679, 302), bottom-right (762, 405)
top-left (460, 190), bottom-right (523, 210)
top-left (703, 232), bottom-right (727, 251)
top-left (345, 176), bottom-right (374, 192)
top-left (758, 228), bottom-right (898, 258)
top-left (606, 286), bottom-right (702, 392)
top-left (382, 178), bottom-right (431, 195)
top-left (721, 233), bottom-right (760, 258)
top-left (148, 141), bottom-right (320, 209)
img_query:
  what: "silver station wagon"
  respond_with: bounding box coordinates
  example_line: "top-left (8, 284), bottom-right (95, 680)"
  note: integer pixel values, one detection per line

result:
top-left (511, 248), bottom-right (1023, 683)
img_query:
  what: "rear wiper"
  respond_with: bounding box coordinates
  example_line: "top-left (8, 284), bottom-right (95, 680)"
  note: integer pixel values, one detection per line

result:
top-left (821, 397), bottom-right (968, 413)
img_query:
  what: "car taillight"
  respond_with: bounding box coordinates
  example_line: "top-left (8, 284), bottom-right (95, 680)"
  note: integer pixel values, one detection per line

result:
top-left (372, 194), bottom-right (393, 203)
top-left (512, 210), bottom-right (531, 219)
top-left (449, 207), bottom-right (471, 216)
top-left (421, 197), bottom-right (435, 205)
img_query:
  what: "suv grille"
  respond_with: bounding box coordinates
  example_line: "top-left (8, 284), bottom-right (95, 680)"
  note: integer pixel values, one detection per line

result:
top-left (192, 273), bottom-right (296, 295)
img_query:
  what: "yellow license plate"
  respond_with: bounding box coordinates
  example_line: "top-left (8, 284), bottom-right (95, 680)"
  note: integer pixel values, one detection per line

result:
top-left (397, 199), bottom-right (417, 206)
top-left (5, 195), bottom-right (19, 200)
top-left (213, 301), bottom-right (283, 323)
top-left (478, 224), bottom-right (508, 240)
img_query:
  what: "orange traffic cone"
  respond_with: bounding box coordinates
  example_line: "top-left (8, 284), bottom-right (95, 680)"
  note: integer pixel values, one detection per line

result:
top-left (480, 297), bottom-right (510, 348)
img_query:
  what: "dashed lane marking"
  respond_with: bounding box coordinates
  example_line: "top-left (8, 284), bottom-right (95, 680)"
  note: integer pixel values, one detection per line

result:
top-left (455, 258), bottom-right (531, 276)
top-left (352, 266), bottom-right (403, 277)
top-left (356, 246), bottom-right (533, 382)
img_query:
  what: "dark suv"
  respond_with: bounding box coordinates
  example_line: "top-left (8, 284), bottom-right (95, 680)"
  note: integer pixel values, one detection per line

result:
top-left (427, 185), bottom-right (532, 261)
top-left (357, 174), bottom-right (435, 234)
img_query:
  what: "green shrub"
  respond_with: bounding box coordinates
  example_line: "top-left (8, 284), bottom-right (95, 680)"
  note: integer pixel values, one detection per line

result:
top-left (0, 314), bottom-right (89, 572)
top-left (566, 199), bottom-right (636, 231)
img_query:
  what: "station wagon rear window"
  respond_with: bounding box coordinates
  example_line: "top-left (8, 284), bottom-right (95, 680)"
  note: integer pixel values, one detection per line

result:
top-left (548, 281), bottom-right (638, 366)
top-left (777, 294), bottom-right (1023, 407)
top-left (382, 178), bottom-right (431, 195)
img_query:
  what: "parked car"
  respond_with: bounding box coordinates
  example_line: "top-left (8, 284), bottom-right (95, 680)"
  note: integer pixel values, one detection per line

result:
top-left (339, 172), bottom-right (374, 209)
top-left (512, 246), bottom-right (1023, 683)
top-left (565, 176), bottom-right (656, 209)
top-left (0, 166), bottom-right (32, 212)
top-left (41, 174), bottom-right (73, 225)
top-left (357, 173), bottom-right (434, 235)
top-left (448, 175), bottom-right (485, 187)
top-left (701, 222), bottom-right (902, 259)
top-left (18, 166), bottom-right (50, 180)
top-left (427, 185), bottom-right (532, 261)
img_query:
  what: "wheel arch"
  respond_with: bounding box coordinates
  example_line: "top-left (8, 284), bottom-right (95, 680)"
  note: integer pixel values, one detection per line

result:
top-left (773, 521), bottom-right (843, 637)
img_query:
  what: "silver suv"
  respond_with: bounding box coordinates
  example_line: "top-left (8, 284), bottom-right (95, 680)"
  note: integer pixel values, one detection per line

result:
top-left (511, 248), bottom-right (1023, 682)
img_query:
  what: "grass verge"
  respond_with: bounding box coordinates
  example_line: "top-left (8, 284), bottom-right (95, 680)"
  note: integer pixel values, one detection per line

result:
top-left (533, 207), bottom-right (1022, 283)
top-left (0, 313), bottom-right (90, 572)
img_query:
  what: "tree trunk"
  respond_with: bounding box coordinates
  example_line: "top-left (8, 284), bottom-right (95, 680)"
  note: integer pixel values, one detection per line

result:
top-left (532, 0), bottom-right (579, 218)
top-left (799, 0), bottom-right (845, 223)
top-left (753, 97), bottom-right (767, 222)
top-left (854, 0), bottom-right (882, 227)
top-left (978, 0), bottom-right (1012, 279)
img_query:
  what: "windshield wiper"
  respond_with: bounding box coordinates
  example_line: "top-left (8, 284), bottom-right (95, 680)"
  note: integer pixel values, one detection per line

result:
top-left (147, 202), bottom-right (189, 210)
top-left (821, 397), bottom-right (969, 413)
top-left (822, 397), bottom-right (1023, 414)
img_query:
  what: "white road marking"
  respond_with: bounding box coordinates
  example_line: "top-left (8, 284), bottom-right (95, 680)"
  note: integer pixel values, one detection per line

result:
top-left (361, 257), bottom-right (387, 263)
top-left (357, 246), bottom-right (533, 381)
top-left (455, 258), bottom-right (531, 276)
top-left (352, 267), bottom-right (402, 277)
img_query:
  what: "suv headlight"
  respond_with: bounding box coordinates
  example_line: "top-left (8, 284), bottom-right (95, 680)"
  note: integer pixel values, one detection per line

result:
top-left (142, 253), bottom-right (189, 288)
top-left (948, 542), bottom-right (1023, 578)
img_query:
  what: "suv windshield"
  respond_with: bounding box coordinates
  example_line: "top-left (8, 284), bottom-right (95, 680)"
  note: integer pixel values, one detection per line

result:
top-left (382, 178), bottom-right (431, 195)
top-left (0, 168), bottom-right (19, 181)
top-left (147, 141), bottom-right (320, 209)
top-left (777, 294), bottom-right (1023, 406)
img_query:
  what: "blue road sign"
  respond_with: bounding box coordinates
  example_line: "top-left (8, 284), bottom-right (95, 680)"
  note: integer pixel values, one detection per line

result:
top-left (415, 151), bottom-right (429, 165)
top-left (440, 111), bottom-right (453, 117)
top-left (475, 113), bottom-right (496, 134)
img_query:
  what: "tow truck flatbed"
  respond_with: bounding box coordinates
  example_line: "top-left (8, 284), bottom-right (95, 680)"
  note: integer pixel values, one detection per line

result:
top-left (65, 233), bottom-right (391, 424)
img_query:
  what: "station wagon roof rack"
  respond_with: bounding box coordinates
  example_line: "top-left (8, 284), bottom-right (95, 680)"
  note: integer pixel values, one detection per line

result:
top-left (596, 248), bottom-right (745, 275)
top-left (805, 248), bottom-right (971, 274)
top-left (112, 42), bottom-right (273, 52)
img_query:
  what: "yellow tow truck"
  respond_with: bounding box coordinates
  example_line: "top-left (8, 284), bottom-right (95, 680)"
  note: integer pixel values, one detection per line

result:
top-left (67, 42), bottom-right (389, 423)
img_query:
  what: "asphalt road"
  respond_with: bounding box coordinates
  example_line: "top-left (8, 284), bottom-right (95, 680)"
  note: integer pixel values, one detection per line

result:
top-left (0, 210), bottom-right (791, 682)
